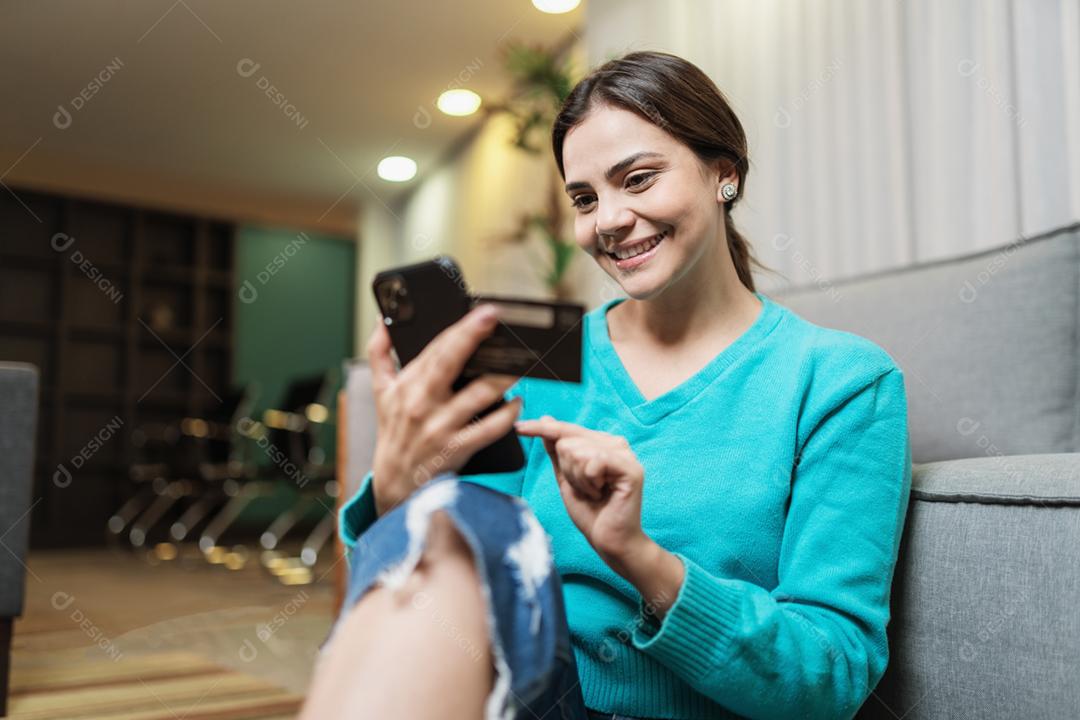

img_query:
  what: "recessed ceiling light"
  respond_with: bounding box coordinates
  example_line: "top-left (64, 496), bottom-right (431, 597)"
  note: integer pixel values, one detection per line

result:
top-left (437, 89), bottom-right (482, 117)
top-left (377, 156), bottom-right (417, 182)
top-left (532, 0), bottom-right (580, 13)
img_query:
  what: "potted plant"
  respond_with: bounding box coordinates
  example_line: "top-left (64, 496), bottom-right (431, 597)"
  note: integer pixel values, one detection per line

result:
top-left (497, 42), bottom-right (579, 301)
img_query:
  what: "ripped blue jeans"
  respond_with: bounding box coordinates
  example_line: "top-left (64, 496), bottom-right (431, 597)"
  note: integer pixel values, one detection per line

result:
top-left (325, 472), bottom-right (650, 720)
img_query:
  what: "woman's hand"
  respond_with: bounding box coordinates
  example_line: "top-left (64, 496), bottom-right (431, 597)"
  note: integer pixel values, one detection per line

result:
top-left (513, 416), bottom-right (648, 564)
top-left (367, 304), bottom-right (524, 516)
top-left (515, 416), bottom-right (686, 619)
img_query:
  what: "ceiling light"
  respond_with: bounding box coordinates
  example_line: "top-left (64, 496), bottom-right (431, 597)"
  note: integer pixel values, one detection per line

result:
top-left (437, 89), bottom-right (482, 116)
top-left (377, 156), bottom-right (417, 182)
top-left (532, 0), bottom-right (580, 13)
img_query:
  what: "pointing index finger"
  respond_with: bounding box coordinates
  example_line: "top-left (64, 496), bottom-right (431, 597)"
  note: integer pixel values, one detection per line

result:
top-left (514, 416), bottom-right (589, 440)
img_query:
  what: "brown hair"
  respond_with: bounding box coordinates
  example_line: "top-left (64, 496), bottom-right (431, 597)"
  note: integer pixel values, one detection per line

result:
top-left (552, 51), bottom-right (772, 292)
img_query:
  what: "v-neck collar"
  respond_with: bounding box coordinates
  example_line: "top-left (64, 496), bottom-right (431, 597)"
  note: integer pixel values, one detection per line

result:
top-left (587, 291), bottom-right (782, 425)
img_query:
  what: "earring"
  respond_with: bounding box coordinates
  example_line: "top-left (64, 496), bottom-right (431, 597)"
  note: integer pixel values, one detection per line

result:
top-left (721, 183), bottom-right (738, 202)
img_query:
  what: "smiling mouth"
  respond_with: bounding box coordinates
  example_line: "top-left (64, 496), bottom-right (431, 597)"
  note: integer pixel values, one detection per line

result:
top-left (604, 230), bottom-right (668, 261)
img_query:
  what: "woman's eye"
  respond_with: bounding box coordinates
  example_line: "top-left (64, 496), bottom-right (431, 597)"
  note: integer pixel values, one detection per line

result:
top-left (571, 195), bottom-right (596, 211)
top-left (626, 172), bottom-right (657, 188)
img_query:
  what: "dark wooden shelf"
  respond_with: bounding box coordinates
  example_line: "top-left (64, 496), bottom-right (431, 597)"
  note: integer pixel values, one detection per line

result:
top-left (137, 327), bottom-right (196, 347)
top-left (69, 324), bottom-right (126, 341)
top-left (64, 389), bottom-right (126, 405)
top-left (1, 186), bottom-right (236, 548)
top-left (131, 390), bottom-right (191, 408)
top-left (0, 319), bottom-right (52, 336)
top-left (141, 267), bottom-right (198, 285)
top-left (61, 259), bottom-right (129, 279)
top-left (206, 271), bottom-right (233, 288)
top-left (0, 253), bottom-right (56, 271)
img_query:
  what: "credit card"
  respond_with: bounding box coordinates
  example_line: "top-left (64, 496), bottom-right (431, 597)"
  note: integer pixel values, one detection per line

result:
top-left (463, 294), bottom-right (584, 383)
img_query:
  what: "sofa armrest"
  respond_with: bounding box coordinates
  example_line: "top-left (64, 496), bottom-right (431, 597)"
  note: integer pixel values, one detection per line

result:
top-left (0, 363), bottom-right (40, 618)
top-left (867, 452), bottom-right (1080, 719)
top-left (911, 452), bottom-right (1080, 506)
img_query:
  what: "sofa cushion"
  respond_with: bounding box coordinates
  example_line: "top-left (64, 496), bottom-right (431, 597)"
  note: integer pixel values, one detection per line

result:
top-left (773, 223), bottom-right (1080, 463)
top-left (912, 451), bottom-right (1080, 506)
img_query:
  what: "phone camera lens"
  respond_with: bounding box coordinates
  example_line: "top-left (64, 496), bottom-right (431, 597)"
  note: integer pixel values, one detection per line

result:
top-left (379, 274), bottom-right (411, 323)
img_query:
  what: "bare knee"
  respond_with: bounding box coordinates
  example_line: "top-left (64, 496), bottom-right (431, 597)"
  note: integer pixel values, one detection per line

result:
top-left (302, 509), bottom-right (494, 719)
top-left (418, 510), bottom-right (476, 574)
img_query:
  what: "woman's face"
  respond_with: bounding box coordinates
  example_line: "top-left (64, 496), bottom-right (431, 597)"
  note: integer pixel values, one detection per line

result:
top-left (561, 103), bottom-right (735, 301)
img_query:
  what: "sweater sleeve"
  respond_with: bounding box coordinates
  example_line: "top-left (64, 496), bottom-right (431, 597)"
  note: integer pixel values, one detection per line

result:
top-left (629, 367), bottom-right (912, 720)
top-left (337, 379), bottom-right (532, 562)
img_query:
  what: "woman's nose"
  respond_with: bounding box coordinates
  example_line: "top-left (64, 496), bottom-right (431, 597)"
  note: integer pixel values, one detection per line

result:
top-left (594, 200), bottom-right (635, 241)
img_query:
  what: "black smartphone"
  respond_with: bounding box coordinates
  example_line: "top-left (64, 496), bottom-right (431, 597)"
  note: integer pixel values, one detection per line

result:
top-left (372, 256), bottom-right (525, 475)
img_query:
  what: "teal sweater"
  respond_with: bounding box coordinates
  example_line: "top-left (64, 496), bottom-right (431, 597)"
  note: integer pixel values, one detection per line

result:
top-left (338, 291), bottom-right (912, 720)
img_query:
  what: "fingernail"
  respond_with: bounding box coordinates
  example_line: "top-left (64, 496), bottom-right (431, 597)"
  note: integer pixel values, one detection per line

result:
top-left (474, 304), bottom-right (498, 323)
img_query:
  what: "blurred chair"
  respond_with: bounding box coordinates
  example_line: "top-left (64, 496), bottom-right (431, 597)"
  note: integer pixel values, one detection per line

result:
top-left (253, 372), bottom-right (338, 584)
top-left (199, 372), bottom-right (337, 581)
top-left (0, 363), bottom-right (39, 717)
top-left (109, 385), bottom-right (259, 554)
top-left (107, 420), bottom-right (174, 544)
top-left (166, 385), bottom-right (259, 545)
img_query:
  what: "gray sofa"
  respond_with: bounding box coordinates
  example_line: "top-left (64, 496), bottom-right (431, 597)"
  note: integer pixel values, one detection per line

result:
top-left (0, 363), bottom-right (38, 717)
top-left (773, 223), bottom-right (1080, 719)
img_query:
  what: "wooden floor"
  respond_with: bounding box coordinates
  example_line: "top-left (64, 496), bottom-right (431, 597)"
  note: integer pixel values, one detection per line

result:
top-left (8, 545), bottom-right (339, 719)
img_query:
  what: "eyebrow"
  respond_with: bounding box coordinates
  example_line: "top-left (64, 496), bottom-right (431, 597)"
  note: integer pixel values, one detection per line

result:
top-left (564, 151), bottom-right (665, 192)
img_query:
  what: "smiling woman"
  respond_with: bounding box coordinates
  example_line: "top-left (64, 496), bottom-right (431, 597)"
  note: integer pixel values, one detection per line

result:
top-left (553, 51), bottom-right (770, 299)
top-left (312, 50), bottom-right (912, 720)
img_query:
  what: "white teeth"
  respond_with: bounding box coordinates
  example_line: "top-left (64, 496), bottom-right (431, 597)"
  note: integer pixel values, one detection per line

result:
top-left (613, 231), bottom-right (666, 260)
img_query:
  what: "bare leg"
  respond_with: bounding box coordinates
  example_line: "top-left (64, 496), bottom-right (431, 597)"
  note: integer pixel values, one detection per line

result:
top-left (302, 510), bottom-right (495, 719)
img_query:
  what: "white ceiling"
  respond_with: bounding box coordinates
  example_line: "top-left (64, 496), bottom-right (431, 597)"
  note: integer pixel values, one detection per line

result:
top-left (0, 0), bottom-right (582, 228)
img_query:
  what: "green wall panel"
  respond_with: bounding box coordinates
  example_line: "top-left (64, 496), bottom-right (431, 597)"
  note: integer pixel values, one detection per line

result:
top-left (231, 225), bottom-right (355, 530)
